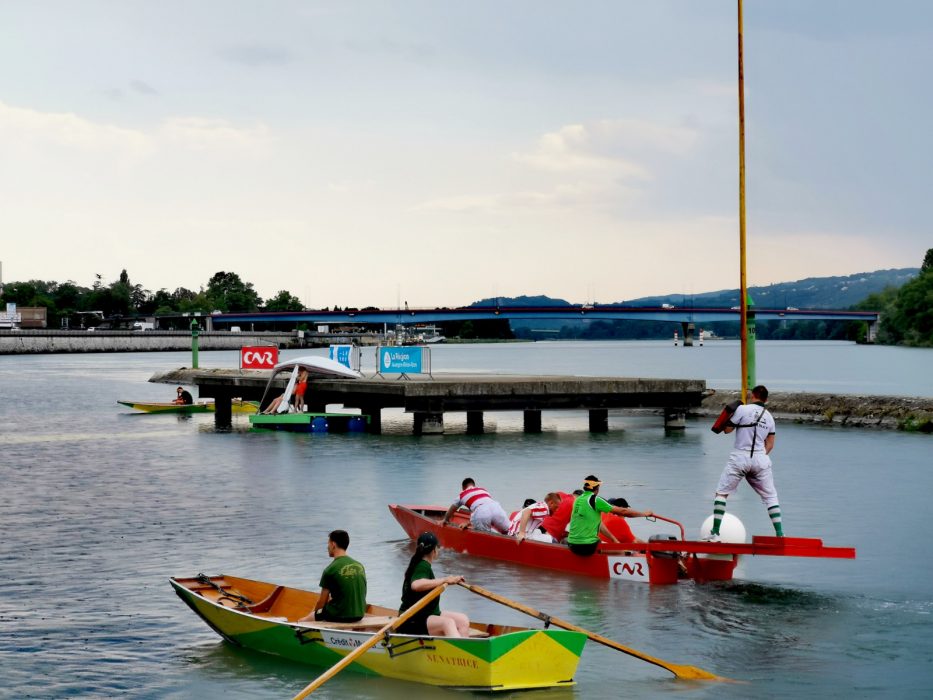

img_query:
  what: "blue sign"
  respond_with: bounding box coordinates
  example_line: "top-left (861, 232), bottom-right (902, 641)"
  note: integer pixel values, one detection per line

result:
top-left (379, 347), bottom-right (425, 374)
top-left (329, 344), bottom-right (353, 368)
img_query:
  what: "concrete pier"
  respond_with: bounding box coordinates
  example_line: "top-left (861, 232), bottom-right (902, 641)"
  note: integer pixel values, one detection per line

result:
top-left (0, 329), bottom-right (380, 354)
top-left (150, 368), bottom-right (709, 433)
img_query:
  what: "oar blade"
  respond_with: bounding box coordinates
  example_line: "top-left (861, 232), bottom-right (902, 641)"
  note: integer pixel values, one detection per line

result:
top-left (458, 582), bottom-right (729, 682)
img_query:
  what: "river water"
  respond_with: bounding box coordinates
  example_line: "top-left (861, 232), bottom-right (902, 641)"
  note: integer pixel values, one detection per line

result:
top-left (1, 341), bottom-right (931, 698)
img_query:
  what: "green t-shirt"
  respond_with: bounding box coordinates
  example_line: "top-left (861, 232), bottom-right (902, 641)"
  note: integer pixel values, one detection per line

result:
top-left (400, 558), bottom-right (441, 617)
top-left (319, 555), bottom-right (367, 620)
top-left (566, 492), bottom-right (613, 545)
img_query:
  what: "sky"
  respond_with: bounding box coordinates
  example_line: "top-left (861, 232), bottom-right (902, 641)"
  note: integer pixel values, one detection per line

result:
top-left (1, 0), bottom-right (930, 309)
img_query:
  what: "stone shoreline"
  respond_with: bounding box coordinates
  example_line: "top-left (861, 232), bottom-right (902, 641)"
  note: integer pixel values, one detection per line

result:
top-left (695, 390), bottom-right (933, 432)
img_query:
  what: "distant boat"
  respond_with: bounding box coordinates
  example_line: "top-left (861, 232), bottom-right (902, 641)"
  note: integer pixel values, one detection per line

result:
top-left (117, 399), bottom-right (258, 414)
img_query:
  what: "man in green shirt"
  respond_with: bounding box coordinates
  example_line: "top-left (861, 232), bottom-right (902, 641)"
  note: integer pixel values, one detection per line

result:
top-left (567, 475), bottom-right (653, 556)
top-left (299, 530), bottom-right (367, 622)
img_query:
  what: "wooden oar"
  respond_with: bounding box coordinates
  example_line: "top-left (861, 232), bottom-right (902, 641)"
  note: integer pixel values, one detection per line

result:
top-left (291, 583), bottom-right (447, 698)
top-left (458, 581), bottom-right (726, 682)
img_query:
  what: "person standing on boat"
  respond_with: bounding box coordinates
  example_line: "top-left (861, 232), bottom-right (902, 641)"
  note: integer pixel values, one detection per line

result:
top-left (173, 386), bottom-right (193, 405)
top-left (566, 476), bottom-right (653, 556)
top-left (442, 478), bottom-right (510, 534)
top-left (398, 531), bottom-right (470, 637)
top-left (705, 385), bottom-right (783, 541)
top-left (298, 529), bottom-right (367, 623)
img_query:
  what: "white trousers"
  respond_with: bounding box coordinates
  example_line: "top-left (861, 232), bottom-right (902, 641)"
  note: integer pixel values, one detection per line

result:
top-left (471, 501), bottom-right (510, 533)
top-left (716, 450), bottom-right (779, 508)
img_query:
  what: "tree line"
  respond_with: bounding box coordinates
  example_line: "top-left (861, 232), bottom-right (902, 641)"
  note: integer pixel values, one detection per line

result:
top-left (3, 251), bottom-right (931, 343)
top-left (0, 270), bottom-right (303, 329)
top-left (855, 248), bottom-right (933, 347)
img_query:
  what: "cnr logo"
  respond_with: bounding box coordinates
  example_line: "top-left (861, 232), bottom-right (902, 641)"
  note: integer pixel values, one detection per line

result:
top-left (611, 560), bottom-right (646, 578)
top-left (243, 351), bottom-right (275, 366)
top-left (240, 346), bottom-right (279, 369)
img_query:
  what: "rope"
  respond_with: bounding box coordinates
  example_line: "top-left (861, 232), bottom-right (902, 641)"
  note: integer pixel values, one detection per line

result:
top-left (196, 573), bottom-right (255, 609)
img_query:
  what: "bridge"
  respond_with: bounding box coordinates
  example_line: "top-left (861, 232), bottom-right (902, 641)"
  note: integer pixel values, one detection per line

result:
top-left (211, 305), bottom-right (881, 343)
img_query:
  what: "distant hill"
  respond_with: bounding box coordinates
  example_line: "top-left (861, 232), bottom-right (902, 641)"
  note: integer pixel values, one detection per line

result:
top-left (467, 268), bottom-right (918, 340)
top-left (472, 268), bottom-right (918, 310)
top-left (628, 268), bottom-right (918, 310)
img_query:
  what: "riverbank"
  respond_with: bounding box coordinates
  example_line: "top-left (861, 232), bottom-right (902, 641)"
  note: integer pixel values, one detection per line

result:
top-left (0, 329), bottom-right (379, 354)
top-left (699, 390), bottom-right (933, 432)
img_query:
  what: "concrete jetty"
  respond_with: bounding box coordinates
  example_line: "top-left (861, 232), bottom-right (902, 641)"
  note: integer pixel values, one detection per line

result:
top-left (149, 367), bottom-right (709, 434)
top-left (699, 390), bottom-right (933, 432)
top-left (0, 329), bottom-right (380, 354)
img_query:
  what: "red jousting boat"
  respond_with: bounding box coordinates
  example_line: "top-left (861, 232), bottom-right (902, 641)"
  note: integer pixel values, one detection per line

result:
top-left (388, 505), bottom-right (856, 585)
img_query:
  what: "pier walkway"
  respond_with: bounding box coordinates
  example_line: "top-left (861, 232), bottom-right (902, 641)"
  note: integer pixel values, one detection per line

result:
top-left (149, 368), bottom-right (709, 434)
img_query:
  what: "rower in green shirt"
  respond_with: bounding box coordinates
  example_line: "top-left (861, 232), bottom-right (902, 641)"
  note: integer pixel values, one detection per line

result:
top-left (567, 475), bottom-right (654, 556)
top-left (299, 529), bottom-right (367, 622)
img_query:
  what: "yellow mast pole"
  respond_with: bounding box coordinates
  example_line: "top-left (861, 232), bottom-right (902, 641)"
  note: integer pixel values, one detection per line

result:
top-left (737, 0), bottom-right (749, 403)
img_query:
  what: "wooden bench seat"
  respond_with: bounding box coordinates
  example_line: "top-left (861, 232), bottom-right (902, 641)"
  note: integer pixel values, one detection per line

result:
top-left (310, 616), bottom-right (396, 629)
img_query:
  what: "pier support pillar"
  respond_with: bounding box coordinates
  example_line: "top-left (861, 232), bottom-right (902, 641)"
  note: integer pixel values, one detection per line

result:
top-left (867, 319), bottom-right (879, 344)
top-left (466, 411), bottom-right (484, 434)
top-left (523, 409), bottom-right (542, 433)
top-left (664, 408), bottom-right (687, 430)
top-left (682, 322), bottom-right (695, 347)
top-left (588, 408), bottom-right (609, 433)
top-left (363, 407), bottom-right (382, 434)
top-left (414, 412), bottom-right (444, 435)
top-left (213, 392), bottom-right (232, 429)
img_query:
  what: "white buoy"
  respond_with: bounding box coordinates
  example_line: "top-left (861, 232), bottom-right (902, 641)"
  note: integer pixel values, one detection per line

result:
top-left (699, 513), bottom-right (747, 560)
top-left (700, 513), bottom-right (747, 542)
top-left (673, 331), bottom-right (679, 346)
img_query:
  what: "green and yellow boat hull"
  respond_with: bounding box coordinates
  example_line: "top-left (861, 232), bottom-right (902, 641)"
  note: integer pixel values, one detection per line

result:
top-left (118, 400), bottom-right (258, 414)
top-left (170, 574), bottom-right (584, 691)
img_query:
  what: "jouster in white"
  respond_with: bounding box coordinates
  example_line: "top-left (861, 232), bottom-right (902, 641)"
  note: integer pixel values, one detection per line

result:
top-left (443, 478), bottom-right (510, 534)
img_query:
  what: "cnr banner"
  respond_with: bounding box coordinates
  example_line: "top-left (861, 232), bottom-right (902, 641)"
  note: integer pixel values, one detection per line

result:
top-left (240, 345), bottom-right (279, 369)
top-left (377, 346), bottom-right (431, 375)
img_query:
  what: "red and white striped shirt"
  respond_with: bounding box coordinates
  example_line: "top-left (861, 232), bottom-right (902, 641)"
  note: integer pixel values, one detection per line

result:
top-left (507, 501), bottom-right (551, 536)
top-left (457, 486), bottom-right (494, 511)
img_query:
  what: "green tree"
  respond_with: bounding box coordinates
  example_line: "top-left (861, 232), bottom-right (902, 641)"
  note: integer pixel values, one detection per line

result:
top-left (871, 249), bottom-right (933, 346)
top-left (922, 248), bottom-right (933, 273)
top-left (264, 290), bottom-right (304, 312)
top-left (204, 271), bottom-right (262, 312)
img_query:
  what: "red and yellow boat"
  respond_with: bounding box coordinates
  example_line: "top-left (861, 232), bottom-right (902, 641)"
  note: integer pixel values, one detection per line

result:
top-left (389, 504), bottom-right (856, 584)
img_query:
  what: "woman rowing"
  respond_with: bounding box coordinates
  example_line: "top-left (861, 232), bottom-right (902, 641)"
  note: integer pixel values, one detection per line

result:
top-left (398, 532), bottom-right (470, 637)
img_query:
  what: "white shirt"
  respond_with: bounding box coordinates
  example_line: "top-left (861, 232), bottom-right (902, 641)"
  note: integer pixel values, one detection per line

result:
top-left (729, 402), bottom-right (775, 454)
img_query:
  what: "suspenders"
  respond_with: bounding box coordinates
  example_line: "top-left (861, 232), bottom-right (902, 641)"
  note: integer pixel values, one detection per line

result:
top-left (733, 407), bottom-right (766, 456)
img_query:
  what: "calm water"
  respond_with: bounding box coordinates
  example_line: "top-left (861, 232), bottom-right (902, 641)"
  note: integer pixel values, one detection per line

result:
top-left (1, 341), bottom-right (931, 698)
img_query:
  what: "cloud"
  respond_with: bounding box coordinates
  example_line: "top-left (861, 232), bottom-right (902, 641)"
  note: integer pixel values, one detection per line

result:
top-left (0, 101), bottom-right (153, 158)
top-left (415, 118), bottom-right (701, 217)
top-left (0, 102), bottom-right (272, 159)
top-left (158, 117), bottom-right (272, 155)
top-left (130, 80), bottom-right (159, 96)
top-left (217, 44), bottom-right (294, 66)
top-left (413, 181), bottom-right (632, 215)
top-left (513, 119), bottom-right (699, 177)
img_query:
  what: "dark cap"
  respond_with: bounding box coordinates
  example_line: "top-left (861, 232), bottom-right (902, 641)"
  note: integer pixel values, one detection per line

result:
top-left (607, 497), bottom-right (629, 508)
top-left (417, 531), bottom-right (439, 549)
